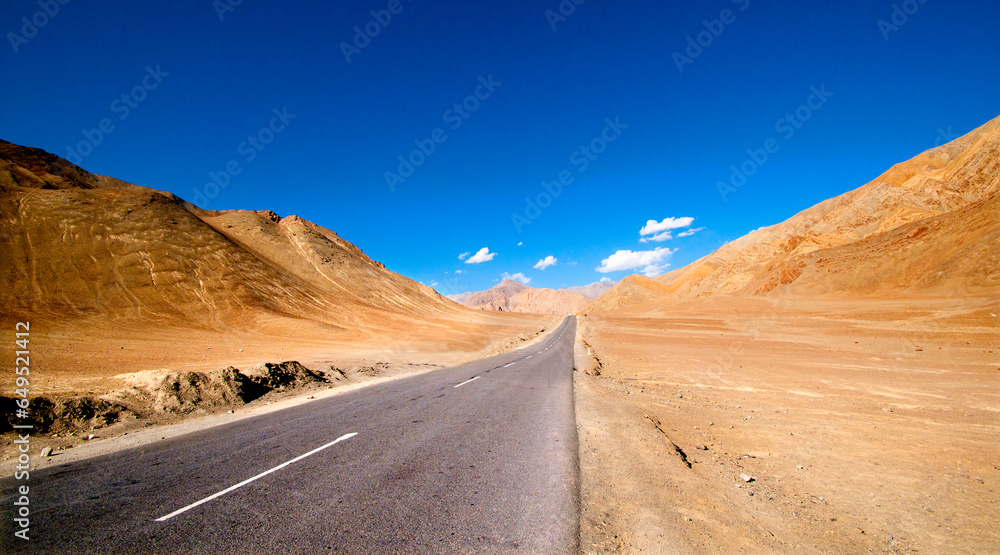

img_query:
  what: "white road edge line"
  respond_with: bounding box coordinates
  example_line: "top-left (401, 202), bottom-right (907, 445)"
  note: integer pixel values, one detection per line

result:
top-left (454, 376), bottom-right (481, 388)
top-left (154, 432), bottom-right (358, 522)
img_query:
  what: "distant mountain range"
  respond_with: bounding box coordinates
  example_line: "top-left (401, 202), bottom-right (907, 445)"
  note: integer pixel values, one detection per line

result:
top-left (447, 279), bottom-right (616, 314)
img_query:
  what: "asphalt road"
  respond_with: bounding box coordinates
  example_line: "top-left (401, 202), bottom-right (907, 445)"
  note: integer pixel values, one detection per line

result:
top-left (2, 316), bottom-right (580, 554)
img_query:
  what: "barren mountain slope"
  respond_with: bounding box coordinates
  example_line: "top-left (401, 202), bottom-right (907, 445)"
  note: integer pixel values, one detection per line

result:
top-left (0, 140), bottom-right (458, 330)
top-left (581, 275), bottom-right (673, 314)
top-left (196, 208), bottom-right (454, 320)
top-left (0, 139), bottom-right (134, 191)
top-left (583, 116), bottom-right (1000, 314)
top-left (654, 115), bottom-right (1000, 299)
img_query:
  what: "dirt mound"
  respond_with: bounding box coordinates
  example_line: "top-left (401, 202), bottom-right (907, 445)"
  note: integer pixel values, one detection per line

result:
top-left (0, 396), bottom-right (134, 435)
top-left (240, 361), bottom-right (327, 391)
top-left (0, 361), bottom-right (330, 433)
top-left (143, 367), bottom-right (260, 414)
top-left (138, 361), bottom-right (327, 415)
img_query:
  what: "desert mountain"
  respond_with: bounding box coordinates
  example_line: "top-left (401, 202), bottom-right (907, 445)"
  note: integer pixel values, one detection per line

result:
top-left (454, 279), bottom-right (592, 314)
top-left (581, 275), bottom-right (673, 314)
top-left (462, 279), bottom-right (531, 311)
top-left (0, 139), bottom-right (557, 401)
top-left (0, 139), bottom-right (470, 331)
top-left (562, 280), bottom-right (618, 300)
top-left (586, 115), bottom-right (1000, 313)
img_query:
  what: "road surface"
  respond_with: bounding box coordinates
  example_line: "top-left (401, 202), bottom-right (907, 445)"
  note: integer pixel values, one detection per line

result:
top-left (3, 316), bottom-right (580, 554)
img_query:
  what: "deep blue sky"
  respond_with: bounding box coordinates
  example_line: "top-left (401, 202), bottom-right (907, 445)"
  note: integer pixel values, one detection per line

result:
top-left (2, 0), bottom-right (997, 294)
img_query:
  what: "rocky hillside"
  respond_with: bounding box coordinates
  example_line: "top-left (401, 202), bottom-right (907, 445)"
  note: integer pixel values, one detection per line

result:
top-left (586, 115), bottom-right (1000, 312)
top-left (581, 275), bottom-right (673, 314)
top-left (0, 139), bottom-right (459, 331)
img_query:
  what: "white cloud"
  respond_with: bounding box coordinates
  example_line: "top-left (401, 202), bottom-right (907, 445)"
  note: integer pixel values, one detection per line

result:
top-left (533, 255), bottom-right (557, 270)
top-left (458, 251), bottom-right (470, 260)
top-left (517, 241), bottom-right (523, 246)
top-left (502, 272), bottom-right (531, 284)
top-left (454, 269), bottom-right (463, 274)
top-left (596, 247), bottom-right (676, 277)
top-left (640, 217), bottom-right (695, 236)
top-left (639, 230), bottom-right (673, 243)
top-left (599, 277), bottom-right (612, 283)
top-left (430, 280), bottom-right (439, 287)
top-left (677, 227), bottom-right (704, 238)
top-left (464, 247), bottom-right (496, 264)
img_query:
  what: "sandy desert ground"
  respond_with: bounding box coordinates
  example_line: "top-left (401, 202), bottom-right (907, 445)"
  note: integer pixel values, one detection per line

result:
top-left (0, 312), bottom-right (557, 398)
top-left (0, 312), bottom-right (558, 471)
top-left (575, 295), bottom-right (999, 553)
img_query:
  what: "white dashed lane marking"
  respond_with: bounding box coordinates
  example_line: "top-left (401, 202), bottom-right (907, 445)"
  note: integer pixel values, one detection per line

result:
top-left (154, 432), bottom-right (358, 522)
top-left (453, 376), bottom-right (481, 388)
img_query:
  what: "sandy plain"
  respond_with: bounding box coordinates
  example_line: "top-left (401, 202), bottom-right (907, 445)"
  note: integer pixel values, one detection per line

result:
top-left (576, 295), bottom-right (1000, 553)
